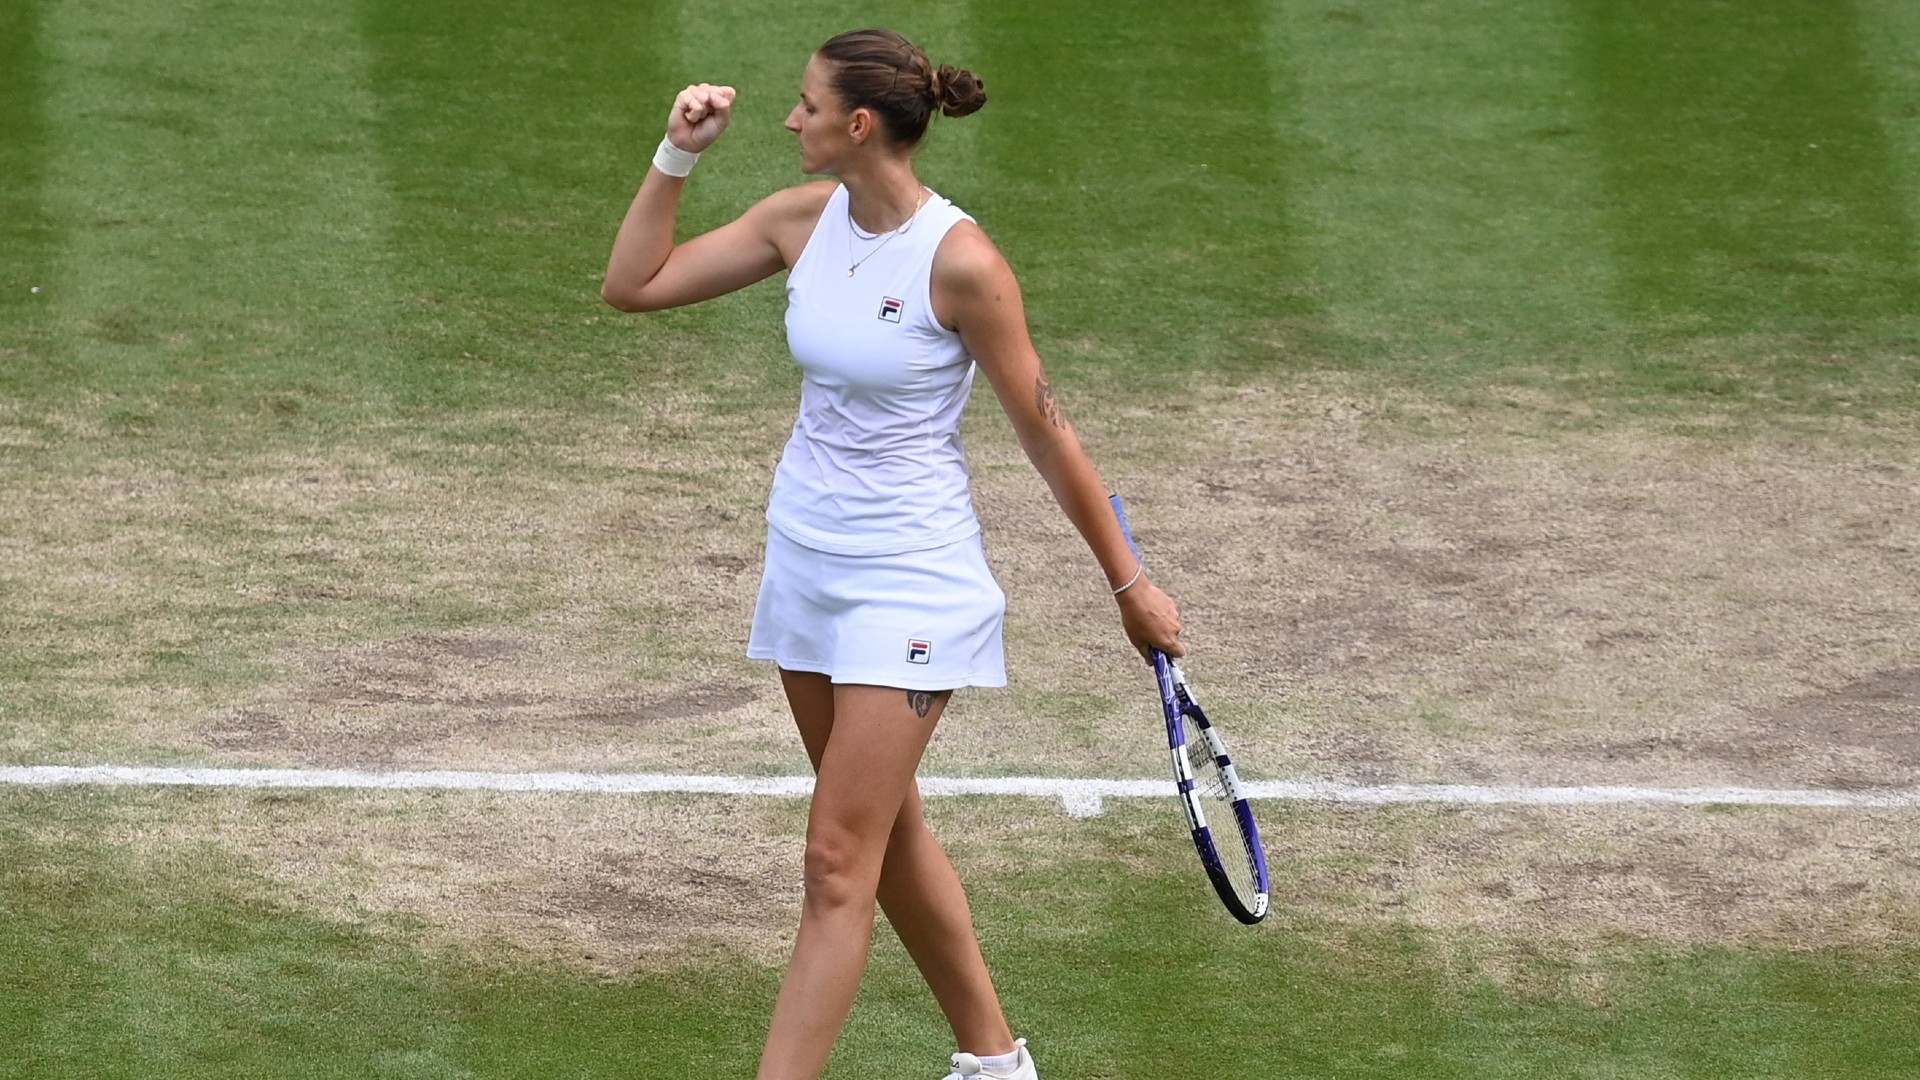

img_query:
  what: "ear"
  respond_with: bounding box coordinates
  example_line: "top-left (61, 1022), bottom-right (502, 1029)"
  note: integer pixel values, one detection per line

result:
top-left (847, 106), bottom-right (876, 145)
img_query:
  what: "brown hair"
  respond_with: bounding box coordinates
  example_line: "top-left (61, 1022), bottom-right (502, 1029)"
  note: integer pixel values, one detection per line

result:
top-left (816, 28), bottom-right (986, 146)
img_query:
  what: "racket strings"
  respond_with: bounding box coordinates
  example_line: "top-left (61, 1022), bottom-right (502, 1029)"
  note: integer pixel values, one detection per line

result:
top-left (1184, 734), bottom-right (1258, 901)
top-left (1185, 739), bottom-right (1229, 799)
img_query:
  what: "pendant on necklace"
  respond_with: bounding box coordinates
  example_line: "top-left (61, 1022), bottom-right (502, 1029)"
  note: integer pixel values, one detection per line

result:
top-left (847, 267), bottom-right (856, 277)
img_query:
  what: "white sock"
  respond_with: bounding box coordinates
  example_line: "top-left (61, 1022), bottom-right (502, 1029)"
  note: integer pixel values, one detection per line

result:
top-left (974, 1046), bottom-right (1021, 1076)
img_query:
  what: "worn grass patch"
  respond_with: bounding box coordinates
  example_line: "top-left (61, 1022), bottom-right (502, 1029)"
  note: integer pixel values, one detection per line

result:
top-left (4, 789), bottom-right (1918, 1078)
top-left (962, 379), bottom-right (1920, 792)
top-left (6, 380), bottom-right (1916, 800)
top-left (7, 787), bottom-right (1913, 982)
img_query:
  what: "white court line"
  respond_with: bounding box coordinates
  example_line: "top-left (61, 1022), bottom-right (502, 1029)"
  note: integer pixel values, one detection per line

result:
top-left (2, 766), bottom-right (1917, 818)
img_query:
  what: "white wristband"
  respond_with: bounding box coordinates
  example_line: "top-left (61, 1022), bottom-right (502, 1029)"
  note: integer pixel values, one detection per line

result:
top-left (1111, 563), bottom-right (1144, 596)
top-left (652, 135), bottom-right (700, 178)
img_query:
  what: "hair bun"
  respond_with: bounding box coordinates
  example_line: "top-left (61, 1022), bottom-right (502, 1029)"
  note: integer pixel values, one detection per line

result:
top-left (933, 64), bottom-right (987, 118)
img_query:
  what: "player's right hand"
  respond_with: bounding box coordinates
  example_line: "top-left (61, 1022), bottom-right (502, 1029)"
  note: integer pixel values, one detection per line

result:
top-left (1118, 578), bottom-right (1186, 661)
top-left (666, 83), bottom-right (737, 154)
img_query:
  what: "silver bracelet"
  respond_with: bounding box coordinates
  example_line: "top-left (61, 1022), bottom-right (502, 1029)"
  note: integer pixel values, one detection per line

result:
top-left (1111, 563), bottom-right (1144, 596)
top-left (652, 135), bottom-right (700, 178)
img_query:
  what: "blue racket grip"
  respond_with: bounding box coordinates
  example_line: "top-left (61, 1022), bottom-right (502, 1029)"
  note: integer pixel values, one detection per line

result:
top-left (1109, 492), bottom-right (1143, 560)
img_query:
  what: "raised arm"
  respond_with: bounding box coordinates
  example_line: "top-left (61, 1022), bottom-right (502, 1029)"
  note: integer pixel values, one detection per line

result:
top-left (602, 84), bottom-right (826, 313)
top-left (933, 223), bottom-right (1185, 660)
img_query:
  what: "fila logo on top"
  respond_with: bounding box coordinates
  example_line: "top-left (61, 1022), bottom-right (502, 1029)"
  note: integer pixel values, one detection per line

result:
top-left (906, 639), bottom-right (932, 664)
top-left (877, 296), bottom-right (904, 323)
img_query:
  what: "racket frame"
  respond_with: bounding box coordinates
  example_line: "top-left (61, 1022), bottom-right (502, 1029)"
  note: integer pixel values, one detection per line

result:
top-left (1111, 493), bottom-right (1272, 925)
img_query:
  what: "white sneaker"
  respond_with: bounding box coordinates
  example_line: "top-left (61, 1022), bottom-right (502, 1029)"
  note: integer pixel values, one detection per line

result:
top-left (943, 1037), bottom-right (1038, 1080)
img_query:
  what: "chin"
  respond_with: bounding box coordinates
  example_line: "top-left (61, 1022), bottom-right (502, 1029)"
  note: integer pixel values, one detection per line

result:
top-left (797, 147), bottom-right (840, 177)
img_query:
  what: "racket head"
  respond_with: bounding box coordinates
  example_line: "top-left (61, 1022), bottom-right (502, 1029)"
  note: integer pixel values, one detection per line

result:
top-left (1167, 660), bottom-right (1270, 924)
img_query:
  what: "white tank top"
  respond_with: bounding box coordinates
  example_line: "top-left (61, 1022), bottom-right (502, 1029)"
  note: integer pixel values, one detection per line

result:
top-left (768, 185), bottom-right (980, 555)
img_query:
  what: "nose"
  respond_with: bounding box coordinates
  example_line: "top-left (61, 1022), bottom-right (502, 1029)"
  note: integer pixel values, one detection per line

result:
top-left (784, 108), bottom-right (801, 133)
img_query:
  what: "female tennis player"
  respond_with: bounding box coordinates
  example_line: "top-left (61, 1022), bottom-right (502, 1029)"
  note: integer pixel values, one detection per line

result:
top-left (602, 28), bottom-right (1184, 1080)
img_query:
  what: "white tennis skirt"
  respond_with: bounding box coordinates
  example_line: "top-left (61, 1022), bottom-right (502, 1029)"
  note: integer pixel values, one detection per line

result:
top-left (747, 526), bottom-right (1007, 690)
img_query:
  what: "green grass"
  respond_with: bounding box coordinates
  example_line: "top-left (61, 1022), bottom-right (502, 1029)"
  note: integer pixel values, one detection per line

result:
top-left (7, 0), bottom-right (1917, 422)
top-left (1579, 0), bottom-right (1917, 327)
top-left (0, 1), bottom-right (55, 314)
top-left (3, 792), bottom-right (1916, 1079)
top-left (969, 0), bottom-right (1314, 385)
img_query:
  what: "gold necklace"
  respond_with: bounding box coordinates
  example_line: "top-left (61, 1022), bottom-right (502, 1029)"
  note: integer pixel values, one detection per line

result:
top-left (847, 187), bottom-right (931, 277)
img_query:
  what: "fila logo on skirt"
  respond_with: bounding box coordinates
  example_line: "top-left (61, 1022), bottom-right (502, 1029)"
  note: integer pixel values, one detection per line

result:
top-left (877, 296), bottom-right (904, 323)
top-left (906, 638), bottom-right (932, 664)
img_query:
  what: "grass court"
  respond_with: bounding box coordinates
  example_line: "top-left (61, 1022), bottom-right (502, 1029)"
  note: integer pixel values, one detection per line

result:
top-left (3, 0), bottom-right (1918, 1076)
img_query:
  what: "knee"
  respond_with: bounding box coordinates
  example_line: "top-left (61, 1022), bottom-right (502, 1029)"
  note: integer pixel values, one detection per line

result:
top-left (802, 830), bottom-right (879, 912)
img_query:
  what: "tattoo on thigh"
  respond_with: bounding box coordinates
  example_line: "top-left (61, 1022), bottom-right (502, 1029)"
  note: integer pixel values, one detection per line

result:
top-left (907, 690), bottom-right (940, 718)
top-left (1033, 375), bottom-right (1068, 430)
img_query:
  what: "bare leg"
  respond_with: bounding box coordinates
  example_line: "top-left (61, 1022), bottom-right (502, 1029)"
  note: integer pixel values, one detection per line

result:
top-left (878, 786), bottom-right (1018, 1056)
top-left (756, 679), bottom-right (943, 1080)
top-left (779, 671), bottom-right (1017, 1059)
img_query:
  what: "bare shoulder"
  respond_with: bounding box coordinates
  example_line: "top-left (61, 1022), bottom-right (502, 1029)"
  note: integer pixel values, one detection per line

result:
top-left (933, 219), bottom-right (1014, 290)
top-left (931, 220), bottom-right (1026, 333)
top-left (753, 180), bottom-right (838, 266)
top-left (758, 180), bottom-right (837, 218)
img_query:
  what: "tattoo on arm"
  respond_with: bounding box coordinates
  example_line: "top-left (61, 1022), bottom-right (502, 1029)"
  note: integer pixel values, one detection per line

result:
top-left (906, 690), bottom-right (943, 718)
top-left (1033, 375), bottom-right (1068, 430)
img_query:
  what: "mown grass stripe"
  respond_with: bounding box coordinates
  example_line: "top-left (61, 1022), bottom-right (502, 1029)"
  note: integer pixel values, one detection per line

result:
top-left (1270, 0), bottom-right (1616, 378)
top-left (4, 766), bottom-right (1915, 816)
top-left (34, 0), bottom-right (397, 410)
top-left (359, 0), bottom-right (689, 406)
top-left (1573, 0), bottom-right (1920, 330)
top-left (0, 0), bottom-right (61, 411)
top-left (1858, 0), bottom-right (1920, 237)
top-left (0, 0), bottom-right (56, 307)
top-left (969, 0), bottom-right (1306, 385)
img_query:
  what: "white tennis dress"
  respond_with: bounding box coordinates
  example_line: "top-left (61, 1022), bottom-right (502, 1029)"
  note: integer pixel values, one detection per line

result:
top-left (746, 184), bottom-right (1007, 690)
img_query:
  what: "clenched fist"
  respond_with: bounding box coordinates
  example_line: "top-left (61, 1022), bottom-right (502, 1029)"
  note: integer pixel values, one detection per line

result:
top-left (666, 83), bottom-right (737, 154)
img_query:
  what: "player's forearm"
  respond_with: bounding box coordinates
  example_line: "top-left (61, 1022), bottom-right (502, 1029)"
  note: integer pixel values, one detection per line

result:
top-left (602, 170), bottom-right (686, 311)
top-left (1024, 433), bottom-right (1146, 591)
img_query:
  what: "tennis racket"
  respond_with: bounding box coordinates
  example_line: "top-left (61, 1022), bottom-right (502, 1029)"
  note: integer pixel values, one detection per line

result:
top-left (1110, 492), bottom-right (1271, 925)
